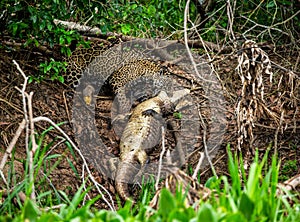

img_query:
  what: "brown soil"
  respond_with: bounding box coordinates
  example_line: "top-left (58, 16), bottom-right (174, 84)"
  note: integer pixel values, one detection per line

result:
top-left (0, 38), bottom-right (299, 209)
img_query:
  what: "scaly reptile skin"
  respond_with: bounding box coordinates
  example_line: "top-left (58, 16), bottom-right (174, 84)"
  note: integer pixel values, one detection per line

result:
top-left (69, 40), bottom-right (201, 203)
top-left (115, 89), bottom-right (190, 201)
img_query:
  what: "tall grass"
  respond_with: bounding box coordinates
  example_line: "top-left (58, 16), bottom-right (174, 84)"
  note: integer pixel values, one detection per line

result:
top-left (1, 143), bottom-right (299, 221)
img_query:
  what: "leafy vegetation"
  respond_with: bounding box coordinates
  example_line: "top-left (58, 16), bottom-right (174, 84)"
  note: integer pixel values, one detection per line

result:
top-left (1, 0), bottom-right (196, 43)
top-left (279, 159), bottom-right (298, 181)
top-left (2, 0), bottom-right (298, 46)
top-left (0, 124), bottom-right (78, 215)
top-left (1, 0), bottom-right (299, 82)
top-left (0, 1), bottom-right (299, 221)
top-left (199, 0), bottom-right (299, 43)
top-left (1, 143), bottom-right (299, 221)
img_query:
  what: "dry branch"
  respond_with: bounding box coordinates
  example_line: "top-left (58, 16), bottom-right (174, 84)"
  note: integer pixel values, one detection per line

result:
top-left (53, 19), bottom-right (227, 52)
top-left (236, 40), bottom-right (278, 153)
top-left (0, 61), bottom-right (116, 211)
top-left (280, 174), bottom-right (300, 191)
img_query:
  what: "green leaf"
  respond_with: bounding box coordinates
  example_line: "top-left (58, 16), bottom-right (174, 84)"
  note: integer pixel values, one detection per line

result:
top-left (173, 112), bottom-right (182, 119)
top-left (67, 157), bottom-right (79, 178)
top-left (158, 189), bottom-right (176, 219)
top-left (28, 76), bottom-right (34, 84)
top-left (121, 24), bottom-right (131, 35)
top-left (239, 193), bottom-right (254, 220)
top-left (47, 23), bottom-right (53, 31)
top-left (12, 24), bottom-right (18, 36)
top-left (31, 15), bottom-right (37, 24)
top-left (46, 65), bottom-right (52, 72)
top-left (34, 39), bottom-right (39, 47)
top-left (197, 203), bottom-right (217, 222)
top-left (266, 1), bottom-right (275, 8)
top-left (204, 176), bottom-right (218, 189)
top-left (147, 5), bottom-right (156, 16)
top-left (59, 36), bottom-right (65, 45)
top-left (39, 212), bottom-right (60, 221)
top-left (58, 75), bottom-right (64, 83)
top-left (66, 36), bottom-right (72, 44)
top-left (45, 154), bottom-right (62, 160)
top-left (23, 199), bottom-right (40, 222)
top-left (169, 208), bottom-right (191, 221)
top-left (131, 3), bottom-right (138, 10)
top-left (224, 212), bottom-right (247, 222)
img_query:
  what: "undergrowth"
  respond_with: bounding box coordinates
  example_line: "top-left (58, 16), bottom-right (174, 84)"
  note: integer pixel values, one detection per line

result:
top-left (1, 0), bottom-right (298, 83)
top-left (1, 143), bottom-right (299, 221)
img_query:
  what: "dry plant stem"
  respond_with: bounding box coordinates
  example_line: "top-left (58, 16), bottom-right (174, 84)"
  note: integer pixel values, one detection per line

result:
top-left (200, 153), bottom-right (227, 177)
top-left (44, 204), bottom-right (65, 211)
top-left (13, 60), bottom-right (37, 200)
top-left (32, 116), bottom-right (116, 211)
top-left (197, 104), bottom-right (217, 178)
top-left (271, 62), bottom-right (300, 75)
top-left (155, 126), bottom-right (166, 190)
top-left (0, 188), bottom-right (27, 204)
top-left (0, 119), bottom-right (26, 186)
top-left (54, 19), bottom-right (224, 52)
top-left (183, 0), bottom-right (216, 84)
top-left (81, 165), bottom-right (91, 205)
top-left (13, 60), bottom-right (29, 159)
top-left (0, 98), bottom-right (23, 114)
top-left (192, 151), bottom-right (204, 179)
top-left (281, 174), bottom-right (300, 191)
top-left (191, 19), bottom-right (223, 87)
top-left (240, 15), bottom-right (291, 37)
top-left (28, 92), bottom-right (37, 152)
top-left (226, 0), bottom-right (236, 43)
top-left (7, 61), bottom-right (115, 210)
top-left (168, 120), bottom-right (185, 165)
top-left (54, 19), bottom-right (108, 36)
top-left (63, 90), bottom-right (72, 126)
top-left (27, 92), bottom-right (37, 200)
top-left (274, 110), bottom-right (285, 155)
top-left (0, 119), bottom-right (26, 173)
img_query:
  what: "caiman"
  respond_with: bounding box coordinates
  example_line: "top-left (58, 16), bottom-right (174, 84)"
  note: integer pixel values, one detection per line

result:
top-left (115, 89), bottom-right (190, 201)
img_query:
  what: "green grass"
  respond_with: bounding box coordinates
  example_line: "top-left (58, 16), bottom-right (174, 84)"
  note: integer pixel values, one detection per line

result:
top-left (1, 142), bottom-right (299, 221)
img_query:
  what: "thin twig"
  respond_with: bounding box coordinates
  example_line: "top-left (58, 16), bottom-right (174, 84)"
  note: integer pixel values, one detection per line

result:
top-left (226, 0), bottom-right (236, 42)
top-left (13, 60), bottom-right (37, 200)
top-left (156, 126), bottom-right (166, 190)
top-left (241, 15), bottom-right (290, 37)
top-left (27, 92), bottom-right (37, 200)
top-left (192, 151), bottom-right (204, 179)
top-left (32, 116), bottom-right (116, 211)
top-left (0, 119), bottom-right (26, 173)
top-left (13, 60), bottom-right (29, 160)
top-left (281, 174), bottom-right (300, 191)
top-left (197, 104), bottom-right (218, 178)
top-left (183, 0), bottom-right (216, 84)
top-left (274, 110), bottom-right (285, 155)
top-left (0, 98), bottom-right (24, 114)
top-left (63, 90), bottom-right (72, 125)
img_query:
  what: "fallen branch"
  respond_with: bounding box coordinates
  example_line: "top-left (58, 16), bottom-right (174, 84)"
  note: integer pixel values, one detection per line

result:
top-left (280, 174), bottom-right (300, 191)
top-left (0, 119), bottom-right (26, 185)
top-left (53, 19), bottom-right (229, 52)
top-left (277, 173), bottom-right (300, 199)
top-left (13, 60), bottom-right (37, 200)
